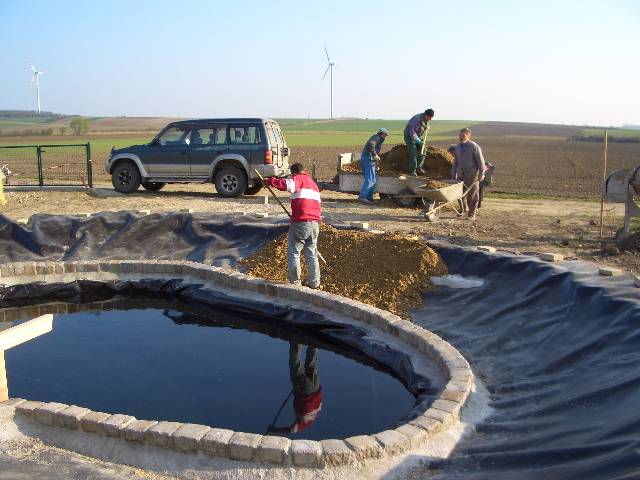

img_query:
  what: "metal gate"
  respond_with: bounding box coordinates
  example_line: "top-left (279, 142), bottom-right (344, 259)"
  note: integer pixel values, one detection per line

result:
top-left (0, 143), bottom-right (93, 187)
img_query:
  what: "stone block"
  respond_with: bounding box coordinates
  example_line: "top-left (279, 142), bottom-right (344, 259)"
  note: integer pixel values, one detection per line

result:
top-left (145, 421), bottom-right (182, 448)
top-left (99, 413), bottom-right (136, 437)
top-left (395, 423), bottom-right (428, 449)
top-left (253, 212), bottom-right (269, 218)
top-left (179, 208), bottom-right (194, 213)
top-left (233, 211), bottom-right (248, 216)
top-left (441, 388), bottom-right (467, 404)
top-left (16, 400), bottom-right (44, 419)
top-left (344, 435), bottom-right (384, 460)
top-left (172, 423), bottom-right (211, 453)
top-left (77, 213), bottom-right (92, 218)
top-left (351, 221), bottom-right (369, 230)
top-left (599, 266), bottom-right (622, 276)
top-left (257, 435), bottom-right (291, 465)
top-left (424, 407), bottom-right (453, 426)
top-left (137, 209), bottom-right (151, 215)
top-left (64, 263), bottom-right (77, 273)
top-left (291, 439), bottom-right (322, 467)
top-left (123, 419), bottom-right (158, 443)
top-left (449, 369), bottom-right (473, 386)
top-left (477, 245), bottom-right (496, 253)
top-left (320, 439), bottom-right (356, 466)
top-left (373, 430), bottom-right (411, 456)
top-left (54, 263), bottom-right (65, 274)
top-left (433, 398), bottom-right (461, 415)
top-left (200, 428), bottom-right (234, 457)
top-left (1, 264), bottom-right (15, 277)
top-left (80, 411), bottom-right (111, 433)
top-left (228, 432), bottom-right (262, 461)
top-left (409, 415), bottom-right (443, 435)
top-left (540, 252), bottom-right (564, 262)
top-left (55, 405), bottom-right (90, 429)
top-left (0, 398), bottom-right (26, 408)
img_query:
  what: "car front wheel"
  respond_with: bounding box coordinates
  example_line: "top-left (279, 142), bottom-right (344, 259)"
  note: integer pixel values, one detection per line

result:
top-left (112, 162), bottom-right (141, 194)
top-left (215, 167), bottom-right (247, 198)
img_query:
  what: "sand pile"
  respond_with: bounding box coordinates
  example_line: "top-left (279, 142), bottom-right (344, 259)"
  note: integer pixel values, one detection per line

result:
top-left (341, 145), bottom-right (453, 179)
top-left (239, 225), bottom-right (447, 319)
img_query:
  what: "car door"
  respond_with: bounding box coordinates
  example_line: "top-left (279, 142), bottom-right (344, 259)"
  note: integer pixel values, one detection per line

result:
top-left (188, 124), bottom-right (228, 177)
top-left (141, 126), bottom-right (191, 175)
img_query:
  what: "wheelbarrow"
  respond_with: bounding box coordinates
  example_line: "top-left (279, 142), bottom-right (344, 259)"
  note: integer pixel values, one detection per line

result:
top-left (413, 180), bottom-right (469, 222)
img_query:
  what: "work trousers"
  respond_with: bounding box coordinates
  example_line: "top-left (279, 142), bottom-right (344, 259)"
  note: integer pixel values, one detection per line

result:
top-left (462, 171), bottom-right (480, 217)
top-left (359, 154), bottom-right (377, 201)
top-left (287, 221), bottom-right (320, 287)
top-left (404, 134), bottom-right (424, 174)
top-left (289, 342), bottom-right (319, 394)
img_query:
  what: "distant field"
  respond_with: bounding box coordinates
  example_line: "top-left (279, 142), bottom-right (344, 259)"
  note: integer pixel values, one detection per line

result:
top-left (1, 116), bottom-right (639, 197)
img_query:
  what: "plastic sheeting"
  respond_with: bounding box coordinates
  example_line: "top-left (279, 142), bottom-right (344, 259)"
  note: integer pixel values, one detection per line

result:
top-left (1, 213), bottom-right (639, 477)
top-left (420, 246), bottom-right (640, 480)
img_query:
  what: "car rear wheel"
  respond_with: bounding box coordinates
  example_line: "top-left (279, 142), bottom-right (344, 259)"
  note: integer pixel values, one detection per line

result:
top-left (142, 182), bottom-right (166, 192)
top-left (215, 167), bottom-right (247, 198)
top-left (244, 184), bottom-right (263, 195)
top-left (112, 162), bottom-right (141, 194)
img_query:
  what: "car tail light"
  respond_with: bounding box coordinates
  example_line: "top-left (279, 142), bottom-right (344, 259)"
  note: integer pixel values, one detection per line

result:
top-left (265, 149), bottom-right (273, 164)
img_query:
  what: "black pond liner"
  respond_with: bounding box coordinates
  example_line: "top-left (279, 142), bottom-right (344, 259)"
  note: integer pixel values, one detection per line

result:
top-left (418, 246), bottom-right (640, 480)
top-left (1, 213), bottom-right (639, 477)
top-left (0, 279), bottom-right (441, 440)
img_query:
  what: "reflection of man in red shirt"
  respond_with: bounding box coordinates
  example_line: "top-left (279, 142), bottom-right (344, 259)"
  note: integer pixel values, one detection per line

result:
top-left (268, 342), bottom-right (323, 434)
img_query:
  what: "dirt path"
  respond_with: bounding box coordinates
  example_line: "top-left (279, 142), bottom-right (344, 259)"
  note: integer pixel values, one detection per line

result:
top-left (1, 183), bottom-right (635, 274)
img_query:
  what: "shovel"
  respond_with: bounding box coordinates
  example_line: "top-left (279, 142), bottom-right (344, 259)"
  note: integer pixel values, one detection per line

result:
top-left (254, 169), bottom-right (327, 266)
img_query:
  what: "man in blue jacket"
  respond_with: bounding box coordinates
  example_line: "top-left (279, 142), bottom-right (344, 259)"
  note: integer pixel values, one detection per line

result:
top-left (358, 128), bottom-right (389, 205)
top-left (404, 109), bottom-right (434, 176)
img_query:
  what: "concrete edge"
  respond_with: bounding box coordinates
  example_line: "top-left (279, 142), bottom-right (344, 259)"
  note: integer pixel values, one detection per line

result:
top-left (0, 259), bottom-right (474, 467)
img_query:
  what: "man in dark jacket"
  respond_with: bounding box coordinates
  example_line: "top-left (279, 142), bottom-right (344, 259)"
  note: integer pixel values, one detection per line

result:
top-left (404, 108), bottom-right (434, 176)
top-left (358, 128), bottom-right (388, 205)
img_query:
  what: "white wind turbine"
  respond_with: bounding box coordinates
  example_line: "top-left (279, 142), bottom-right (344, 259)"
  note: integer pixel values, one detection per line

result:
top-left (321, 46), bottom-right (334, 119)
top-left (30, 64), bottom-right (44, 114)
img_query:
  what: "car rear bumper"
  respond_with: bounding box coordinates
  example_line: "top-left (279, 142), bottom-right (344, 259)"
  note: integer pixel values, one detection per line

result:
top-left (252, 164), bottom-right (288, 179)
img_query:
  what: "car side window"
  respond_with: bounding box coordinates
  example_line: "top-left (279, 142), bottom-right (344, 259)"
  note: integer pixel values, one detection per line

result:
top-left (230, 125), bottom-right (262, 145)
top-left (206, 125), bottom-right (228, 145)
top-left (158, 127), bottom-right (189, 146)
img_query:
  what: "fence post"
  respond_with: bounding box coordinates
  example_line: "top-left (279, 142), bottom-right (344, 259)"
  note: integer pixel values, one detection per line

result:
top-left (36, 146), bottom-right (44, 187)
top-left (85, 142), bottom-right (93, 188)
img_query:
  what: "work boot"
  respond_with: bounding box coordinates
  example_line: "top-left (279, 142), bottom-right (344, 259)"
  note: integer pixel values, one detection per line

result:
top-left (303, 281), bottom-right (321, 289)
top-left (359, 198), bottom-right (373, 206)
top-left (416, 167), bottom-right (426, 176)
top-left (409, 172), bottom-right (418, 177)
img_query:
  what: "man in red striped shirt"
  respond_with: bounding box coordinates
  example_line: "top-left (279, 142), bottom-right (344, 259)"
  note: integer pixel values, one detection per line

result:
top-left (264, 163), bottom-right (321, 288)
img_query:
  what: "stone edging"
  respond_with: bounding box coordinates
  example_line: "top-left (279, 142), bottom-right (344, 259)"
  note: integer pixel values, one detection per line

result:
top-left (0, 259), bottom-right (473, 468)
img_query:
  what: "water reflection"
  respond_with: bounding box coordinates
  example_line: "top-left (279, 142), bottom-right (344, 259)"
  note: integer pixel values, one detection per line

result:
top-left (268, 343), bottom-right (323, 435)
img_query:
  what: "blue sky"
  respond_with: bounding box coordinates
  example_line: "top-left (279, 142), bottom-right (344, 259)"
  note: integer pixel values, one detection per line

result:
top-left (1, 0), bottom-right (638, 125)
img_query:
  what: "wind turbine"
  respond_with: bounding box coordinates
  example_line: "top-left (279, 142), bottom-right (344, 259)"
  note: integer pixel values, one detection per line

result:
top-left (321, 46), bottom-right (334, 119)
top-left (30, 64), bottom-right (44, 114)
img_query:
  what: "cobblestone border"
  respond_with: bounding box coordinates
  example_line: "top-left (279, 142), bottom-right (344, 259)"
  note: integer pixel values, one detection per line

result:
top-left (0, 259), bottom-right (473, 468)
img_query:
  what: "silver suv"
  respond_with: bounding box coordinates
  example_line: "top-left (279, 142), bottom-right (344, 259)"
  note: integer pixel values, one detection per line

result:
top-left (105, 118), bottom-right (290, 197)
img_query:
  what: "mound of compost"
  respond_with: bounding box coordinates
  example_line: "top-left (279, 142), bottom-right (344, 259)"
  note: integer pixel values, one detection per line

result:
top-left (240, 225), bottom-right (447, 318)
top-left (341, 145), bottom-right (453, 179)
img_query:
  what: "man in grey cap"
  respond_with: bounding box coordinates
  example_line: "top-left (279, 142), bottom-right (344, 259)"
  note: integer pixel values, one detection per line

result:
top-left (358, 128), bottom-right (389, 205)
top-left (404, 109), bottom-right (434, 176)
top-left (452, 128), bottom-right (485, 220)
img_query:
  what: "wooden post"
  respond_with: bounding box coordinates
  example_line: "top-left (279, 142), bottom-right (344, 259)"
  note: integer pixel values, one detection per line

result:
top-left (0, 314), bottom-right (53, 402)
top-left (599, 130), bottom-right (608, 238)
top-left (0, 351), bottom-right (7, 402)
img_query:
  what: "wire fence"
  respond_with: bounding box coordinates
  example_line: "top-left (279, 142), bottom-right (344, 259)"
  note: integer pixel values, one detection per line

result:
top-left (0, 143), bottom-right (93, 187)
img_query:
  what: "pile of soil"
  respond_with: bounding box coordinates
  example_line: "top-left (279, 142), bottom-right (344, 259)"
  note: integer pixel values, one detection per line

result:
top-left (618, 231), bottom-right (640, 251)
top-left (341, 145), bottom-right (453, 180)
top-left (422, 179), bottom-right (451, 190)
top-left (239, 224), bottom-right (447, 319)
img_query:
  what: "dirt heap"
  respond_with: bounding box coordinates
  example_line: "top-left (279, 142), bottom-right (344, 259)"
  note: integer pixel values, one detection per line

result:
top-left (341, 144), bottom-right (453, 179)
top-left (239, 225), bottom-right (447, 319)
top-left (617, 231), bottom-right (640, 251)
